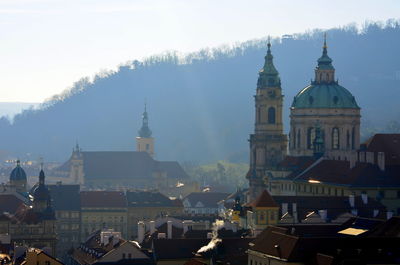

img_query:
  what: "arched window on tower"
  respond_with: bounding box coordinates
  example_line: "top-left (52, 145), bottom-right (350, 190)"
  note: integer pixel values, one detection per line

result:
top-left (268, 107), bottom-right (276, 124)
top-left (332, 127), bottom-right (340, 149)
top-left (297, 129), bottom-right (301, 149)
top-left (257, 107), bottom-right (261, 123)
top-left (352, 127), bottom-right (356, 150)
top-left (346, 130), bottom-right (350, 149)
top-left (307, 127), bottom-right (315, 150)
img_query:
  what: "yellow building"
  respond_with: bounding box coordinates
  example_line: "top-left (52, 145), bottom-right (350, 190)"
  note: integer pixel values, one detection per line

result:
top-left (247, 190), bottom-right (279, 233)
top-left (80, 191), bottom-right (128, 241)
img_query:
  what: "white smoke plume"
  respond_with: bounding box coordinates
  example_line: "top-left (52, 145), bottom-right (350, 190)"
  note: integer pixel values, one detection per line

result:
top-left (197, 220), bottom-right (224, 253)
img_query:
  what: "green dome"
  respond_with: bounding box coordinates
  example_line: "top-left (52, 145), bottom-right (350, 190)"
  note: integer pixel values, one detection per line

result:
top-left (291, 83), bottom-right (360, 109)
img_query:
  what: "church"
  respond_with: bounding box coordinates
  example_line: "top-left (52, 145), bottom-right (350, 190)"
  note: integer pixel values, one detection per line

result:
top-left (247, 37), bottom-right (400, 214)
top-left (53, 105), bottom-right (195, 195)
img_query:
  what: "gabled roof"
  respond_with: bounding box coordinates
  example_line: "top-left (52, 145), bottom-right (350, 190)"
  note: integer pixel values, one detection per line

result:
top-left (293, 159), bottom-right (400, 187)
top-left (82, 151), bottom-right (155, 179)
top-left (126, 191), bottom-right (180, 208)
top-left (249, 190), bottom-right (278, 208)
top-left (56, 151), bottom-right (189, 180)
top-left (363, 133), bottom-right (400, 165)
top-left (80, 191), bottom-right (127, 208)
top-left (48, 184), bottom-right (80, 211)
top-left (183, 192), bottom-right (230, 208)
top-left (0, 194), bottom-right (25, 214)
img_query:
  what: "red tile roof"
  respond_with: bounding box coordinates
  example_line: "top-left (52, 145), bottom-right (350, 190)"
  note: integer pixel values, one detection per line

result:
top-left (0, 194), bottom-right (25, 214)
top-left (184, 192), bottom-right (230, 208)
top-left (293, 159), bottom-right (400, 187)
top-left (249, 190), bottom-right (278, 208)
top-left (363, 134), bottom-right (400, 165)
top-left (80, 191), bottom-right (127, 208)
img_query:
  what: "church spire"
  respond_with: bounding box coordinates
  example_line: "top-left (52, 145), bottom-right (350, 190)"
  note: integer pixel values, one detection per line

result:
top-left (314, 33), bottom-right (335, 84)
top-left (138, 102), bottom-right (152, 138)
top-left (257, 37), bottom-right (280, 89)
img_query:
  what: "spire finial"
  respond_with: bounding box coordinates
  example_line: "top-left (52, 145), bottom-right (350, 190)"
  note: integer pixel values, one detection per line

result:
top-left (267, 36), bottom-right (271, 53)
top-left (39, 157), bottom-right (44, 171)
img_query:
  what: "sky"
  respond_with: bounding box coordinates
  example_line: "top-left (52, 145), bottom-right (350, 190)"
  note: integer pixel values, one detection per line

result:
top-left (0, 0), bottom-right (399, 103)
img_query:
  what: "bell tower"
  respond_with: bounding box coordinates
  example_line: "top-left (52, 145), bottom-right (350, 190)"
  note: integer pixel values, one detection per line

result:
top-left (136, 103), bottom-right (155, 157)
top-left (247, 39), bottom-right (288, 201)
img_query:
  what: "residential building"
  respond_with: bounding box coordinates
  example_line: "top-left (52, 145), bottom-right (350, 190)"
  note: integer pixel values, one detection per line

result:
top-left (47, 184), bottom-right (81, 259)
top-left (126, 190), bottom-right (183, 239)
top-left (70, 229), bottom-right (154, 265)
top-left (182, 192), bottom-right (229, 216)
top-left (80, 191), bottom-right (127, 241)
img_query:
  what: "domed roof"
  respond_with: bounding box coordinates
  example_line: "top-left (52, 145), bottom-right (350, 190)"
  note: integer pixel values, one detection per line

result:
top-left (292, 83), bottom-right (359, 109)
top-left (292, 36), bottom-right (359, 109)
top-left (32, 170), bottom-right (50, 201)
top-left (10, 160), bottom-right (27, 181)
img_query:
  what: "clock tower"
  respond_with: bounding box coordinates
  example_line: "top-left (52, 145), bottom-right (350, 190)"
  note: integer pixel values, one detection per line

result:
top-left (247, 39), bottom-right (288, 201)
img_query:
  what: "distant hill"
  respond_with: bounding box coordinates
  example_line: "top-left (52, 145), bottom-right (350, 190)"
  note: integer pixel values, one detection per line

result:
top-left (0, 102), bottom-right (39, 118)
top-left (1, 21), bottom-right (400, 163)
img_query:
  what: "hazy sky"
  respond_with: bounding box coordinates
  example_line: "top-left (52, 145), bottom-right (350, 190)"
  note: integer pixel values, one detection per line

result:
top-left (0, 0), bottom-right (399, 102)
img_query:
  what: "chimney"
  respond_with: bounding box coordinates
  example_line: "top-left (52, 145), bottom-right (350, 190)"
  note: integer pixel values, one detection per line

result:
top-left (351, 209), bottom-right (358, 216)
top-left (149, 221), bottom-right (155, 235)
top-left (359, 152), bottom-right (365, 163)
top-left (182, 220), bottom-right (191, 234)
top-left (386, 211), bottom-right (393, 220)
top-left (207, 232), bottom-right (213, 239)
top-left (373, 209), bottom-right (379, 217)
top-left (231, 222), bottom-right (238, 233)
top-left (318, 209), bottom-right (328, 222)
top-left (292, 203), bottom-right (298, 223)
top-left (348, 194), bottom-right (355, 208)
top-left (167, 220), bottom-right (173, 239)
top-left (361, 193), bottom-right (368, 205)
top-left (137, 221), bottom-right (145, 243)
top-left (349, 153), bottom-right (356, 169)
top-left (366, 152), bottom-right (374, 164)
top-left (205, 220), bottom-right (210, 230)
top-left (281, 203), bottom-right (288, 217)
top-left (377, 152), bottom-right (385, 171)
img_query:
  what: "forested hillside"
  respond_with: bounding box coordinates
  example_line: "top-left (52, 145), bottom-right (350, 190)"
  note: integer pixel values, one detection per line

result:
top-left (1, 21), bottom-right (399, 162)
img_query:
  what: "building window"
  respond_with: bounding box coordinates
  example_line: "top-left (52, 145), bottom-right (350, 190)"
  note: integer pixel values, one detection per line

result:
top-left (128, 253), bottom-right (132, 259)
top-left (257, 108), bottom-right (261, 123)
top-left (268, 107), bottom-right (276, 124)
top-left (332, 127), bottom-right (340, 149)
top-left (122, 253), bottom-right (126, 259)
top-left (297, 129), bottom-right (301, 148)
top-left (352, 127), bottom-right (356, 150)
top-left (346, 130), bottom-right (350, 148)
top-left (307, 127), bottom-right (315, 149)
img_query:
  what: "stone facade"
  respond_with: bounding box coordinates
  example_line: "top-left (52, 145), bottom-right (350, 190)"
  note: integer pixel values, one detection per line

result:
top-left (247, 40), bottom-right (288, 202)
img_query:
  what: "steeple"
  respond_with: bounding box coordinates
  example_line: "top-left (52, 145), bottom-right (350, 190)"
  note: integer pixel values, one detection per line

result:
top-left (247, 37), bottom-right (288, 201)
top-left (314, 33), bottom-right (335, 84)
top-left (136, 102), bottom-right (155, 157)
top-left (257, 37), bottom-right (281, 89)
top-left (138, 103), bottom-right (152, 138)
